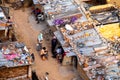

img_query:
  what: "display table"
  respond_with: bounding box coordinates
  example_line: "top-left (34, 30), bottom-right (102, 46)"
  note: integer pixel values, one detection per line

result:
top-left (54, 30), bottom-right (76, 57)
top-left (54, 22), bottom-right (120, 80)
top-left (43, 0), bottom-right (88, 27)
top-left (52, 3), bottom-right (120, 80)
top-left (0, 42), bottom-right (33, 79)
top-left (88, 4), bottom-right (119, 25)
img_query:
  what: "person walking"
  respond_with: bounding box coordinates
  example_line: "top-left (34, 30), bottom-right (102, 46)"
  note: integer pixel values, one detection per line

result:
top-left (37, 32), bottom-right (43, 43)
top-left (51, 36), bottom-right (57, 58)
top-left (36, 32), bottom-right (43, 51)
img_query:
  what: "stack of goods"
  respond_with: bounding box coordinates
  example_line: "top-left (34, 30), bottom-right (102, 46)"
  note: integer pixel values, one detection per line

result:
top-left (80, 44), bottom-right (120, 80)
top-left (90, 10), bottom-right (119, 25)
top-left (53, 14), bottom-right (82, 26)
top-left (89, 4), bottom-right (119, 25)
top-left (60, 22), bottom-right (94, 36)
top-left (89, 4), bottom-right (116, 14)
top-left (108, 39), bottom-right (120, 54)
top-left (69, 26), bottom-right (120, 79)
top-left (98, 23), bottom-right (120, 41)
top-left (0, 42), bottom-right (32, 67)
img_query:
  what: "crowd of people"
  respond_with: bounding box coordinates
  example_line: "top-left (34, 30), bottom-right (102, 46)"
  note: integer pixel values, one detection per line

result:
top-left (51, 36), bottom-right (64, 63)
top-left (31, 6), bottom-right (65, 63)
top-left (36, 32), bottom-right (64, 64)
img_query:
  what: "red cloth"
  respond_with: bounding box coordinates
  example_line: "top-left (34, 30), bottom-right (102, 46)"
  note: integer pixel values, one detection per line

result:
top-left (33, 8), bottom-right (41, 15)
top-left (63, 51), bottom-right (69, 57)
top-left (37, 9), bottom-right (41, 13)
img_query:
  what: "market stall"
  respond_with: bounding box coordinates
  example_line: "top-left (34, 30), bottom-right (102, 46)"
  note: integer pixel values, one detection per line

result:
top-left (0, 7), bottom-right (16, 42)
top-left (88, 4), bottom-right (119, 25)
top-left (53, 21), bottom-right (96, 79)
top-left (50, 2), bottom-right (120, 80)
top-left (54, 25), bottom-right (93, 80)
top-left (54, 21), bottom-right (94, 55)
top-left (0, 42), bottom-right (33, 79)
top-left (54, 20), bottom-right (120, 80)
top-left (43, 0), bottom-right (87, 27)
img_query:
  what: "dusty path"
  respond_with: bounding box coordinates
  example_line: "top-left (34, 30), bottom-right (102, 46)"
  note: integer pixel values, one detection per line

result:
top-left (10, 8), bottom-right (76, 80)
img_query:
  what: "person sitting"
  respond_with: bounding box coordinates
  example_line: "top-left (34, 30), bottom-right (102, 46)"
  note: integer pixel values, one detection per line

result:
top-left (36, 32), bottom-right (43, 51)
top-left (40, 47), bottom-right (48, 60)
top-left (37, 12), bottom-right (45, 23)
top-left (32, 8), bottom-right (41, 17)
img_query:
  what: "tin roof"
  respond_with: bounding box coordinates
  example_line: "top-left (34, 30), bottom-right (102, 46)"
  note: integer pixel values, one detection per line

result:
top-left (0, 42), bottom-right (32, 68)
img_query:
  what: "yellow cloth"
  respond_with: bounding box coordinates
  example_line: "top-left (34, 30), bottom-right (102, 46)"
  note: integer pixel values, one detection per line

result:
top-left (89, 4), bottom-right (114, 11)
top-left (98, 23), bottom-right (120, 41)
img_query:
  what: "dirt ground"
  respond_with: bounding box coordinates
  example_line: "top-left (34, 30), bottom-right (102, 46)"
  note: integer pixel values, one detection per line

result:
top-left (10, 7), bottom-right (77, 80)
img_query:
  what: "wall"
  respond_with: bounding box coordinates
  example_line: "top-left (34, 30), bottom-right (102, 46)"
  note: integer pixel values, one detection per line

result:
top-left (77, 62), bottom-right (90, 80)
top-left (0, 66), bottom-right (29, 79)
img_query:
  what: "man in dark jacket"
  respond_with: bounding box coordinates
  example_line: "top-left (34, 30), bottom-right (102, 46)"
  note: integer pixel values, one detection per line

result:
top-left (51, 36), bottom-right (57, 58)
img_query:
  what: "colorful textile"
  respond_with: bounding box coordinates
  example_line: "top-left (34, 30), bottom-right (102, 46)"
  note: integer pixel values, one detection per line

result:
top-left (4, 53), bottom-right (18, 60)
